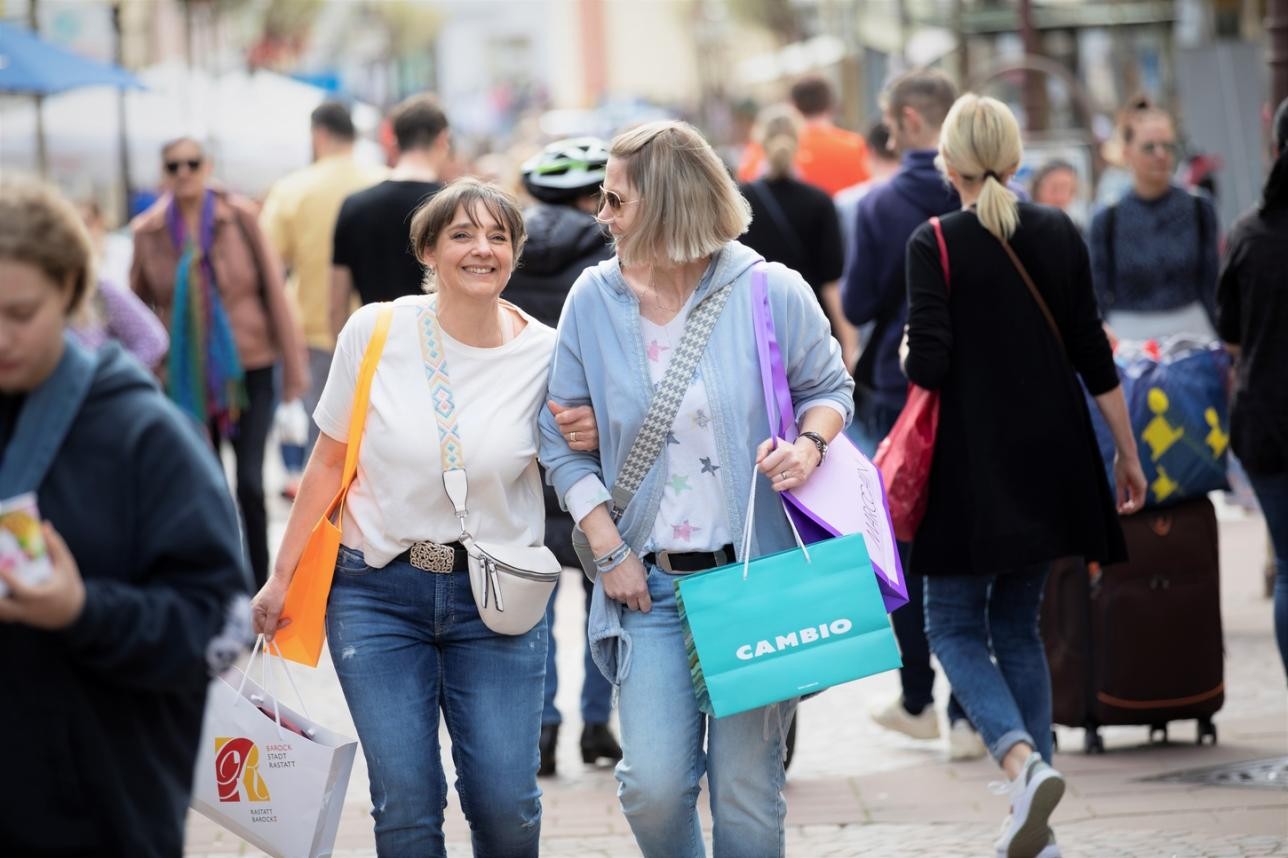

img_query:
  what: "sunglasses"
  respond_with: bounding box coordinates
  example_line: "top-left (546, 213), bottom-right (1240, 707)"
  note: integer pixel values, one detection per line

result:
top-left (598, 186), bottom-right (641, 213)
top-left (1139, 141), bottom-right (1179, 158)
top-left (165, 157), bottom-right (203, 175)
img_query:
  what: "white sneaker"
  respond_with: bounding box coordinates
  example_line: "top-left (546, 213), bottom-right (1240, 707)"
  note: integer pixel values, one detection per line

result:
top-left (948, 719), bottom-right (988, 761)
top-left (992, 754), bottom-right (1066, 858)
top-left (870, 695), bottom-right (940, 740)
top-left (1036, 831), bottom-right (1062, 858)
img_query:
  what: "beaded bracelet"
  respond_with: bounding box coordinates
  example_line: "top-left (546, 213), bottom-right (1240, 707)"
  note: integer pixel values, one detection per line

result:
top-left (594, 541), bottom-right (631, 574)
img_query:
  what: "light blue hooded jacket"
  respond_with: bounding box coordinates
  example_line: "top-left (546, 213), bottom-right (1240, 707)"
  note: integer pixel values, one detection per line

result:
top-left (538, 239), bottom-right (854, 685)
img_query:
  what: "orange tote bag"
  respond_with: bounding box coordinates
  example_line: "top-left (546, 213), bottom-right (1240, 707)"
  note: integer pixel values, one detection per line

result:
top-left (273, 305), bottom-right (394, 666)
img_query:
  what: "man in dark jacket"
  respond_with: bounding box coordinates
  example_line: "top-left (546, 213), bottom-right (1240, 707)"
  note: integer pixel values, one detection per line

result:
top-left (840, 68), bottom-right (986, 759)
top-left (505, 138), bottom-right (621, 778)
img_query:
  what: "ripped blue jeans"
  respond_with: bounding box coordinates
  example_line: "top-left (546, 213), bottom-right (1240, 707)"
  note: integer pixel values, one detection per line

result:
top-left (615, 562), bottom-right (795, 858)
top-left (326, 546), bottom-right (546, 857)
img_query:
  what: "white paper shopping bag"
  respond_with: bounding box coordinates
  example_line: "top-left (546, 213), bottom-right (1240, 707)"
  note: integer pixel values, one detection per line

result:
top-left (191, 639), bottom-right (357, 858)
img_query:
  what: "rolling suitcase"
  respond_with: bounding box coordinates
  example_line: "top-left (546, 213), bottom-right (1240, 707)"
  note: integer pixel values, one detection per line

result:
top-left (1041, 496), bottom-right (1223, 753)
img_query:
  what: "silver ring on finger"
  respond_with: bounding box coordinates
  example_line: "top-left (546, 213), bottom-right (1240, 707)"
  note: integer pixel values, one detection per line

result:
top-left (570, 431), bottom-right (578, 443)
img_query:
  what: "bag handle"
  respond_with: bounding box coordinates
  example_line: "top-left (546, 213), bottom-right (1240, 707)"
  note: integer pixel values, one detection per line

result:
top-left (330, 304), bottom-right (394, 525)
top-left (606, 276), bottom-right (738, 517)
top-left (929, 216), bottom-right (950, 288)
top-left (235, 635), bottom-right (313, 740)
top-left (747, 181), bottom-right (808, 267)
top-left (739, 464), bottom-right (809, 580)
top-left (414, 296), bottom-right (474, 534)
top-left (996, 238), bottom-right (1065, 351)
top-left (750, 264), bottom-right (796, 441)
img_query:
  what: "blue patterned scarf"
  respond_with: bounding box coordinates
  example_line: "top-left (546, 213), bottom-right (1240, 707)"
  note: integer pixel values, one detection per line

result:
top-left (165, 190), bottom-right (246, 438)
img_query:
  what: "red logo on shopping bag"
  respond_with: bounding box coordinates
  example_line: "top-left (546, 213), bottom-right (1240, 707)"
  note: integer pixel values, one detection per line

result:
top-left (215, 737), bottom-right (271, 803)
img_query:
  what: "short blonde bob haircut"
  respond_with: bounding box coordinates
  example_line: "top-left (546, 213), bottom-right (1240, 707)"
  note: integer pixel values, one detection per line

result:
top-left (408, 177), bottom-right (527, 292)
top-left (0, 175), bottom-right (95, 315)
top-left (609, 120), bottom-right (751, 267)
top-left (937, 93), bottom-right (1023, 241)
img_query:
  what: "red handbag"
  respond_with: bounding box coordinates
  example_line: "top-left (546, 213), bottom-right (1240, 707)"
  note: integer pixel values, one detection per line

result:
top-left (873, 216), bottom-right (950, 542)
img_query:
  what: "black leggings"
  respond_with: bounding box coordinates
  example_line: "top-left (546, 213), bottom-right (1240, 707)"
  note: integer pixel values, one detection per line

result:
top-left (210, 366), bottom-right (274, 590)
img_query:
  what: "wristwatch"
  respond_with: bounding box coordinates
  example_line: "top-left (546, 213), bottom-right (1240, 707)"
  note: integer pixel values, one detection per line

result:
top-left (798, 431), bottom-right (828, 465)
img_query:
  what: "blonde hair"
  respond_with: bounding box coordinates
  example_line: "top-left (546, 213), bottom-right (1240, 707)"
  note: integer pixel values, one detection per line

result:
top-left (408, 178), bottom-right (526, 292)
top-left (757, 106), bottom-right (799, 180)
top-left (937, 94), bottom-right (1022, 240)
top-left (0, 175), bottom-right (95, 314)
top-left (610, 120), bottom-right (751, 266)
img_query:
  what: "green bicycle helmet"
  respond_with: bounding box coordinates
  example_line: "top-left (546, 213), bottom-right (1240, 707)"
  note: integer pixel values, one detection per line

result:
top-left (521, 137), bottom-right (609, 204)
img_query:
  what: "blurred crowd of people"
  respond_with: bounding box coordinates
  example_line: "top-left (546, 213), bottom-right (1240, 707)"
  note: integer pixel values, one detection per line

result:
top-left (2, 67), bottom-right (1285, 858)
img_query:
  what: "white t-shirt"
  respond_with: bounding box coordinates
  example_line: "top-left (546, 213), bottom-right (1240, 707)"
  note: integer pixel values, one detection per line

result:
top-left (314, 297), bottom-right (556, 568)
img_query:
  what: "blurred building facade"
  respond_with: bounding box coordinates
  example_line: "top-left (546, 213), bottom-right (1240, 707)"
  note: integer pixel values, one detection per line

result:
top-left (1, 0), bottom-right (1275, 220)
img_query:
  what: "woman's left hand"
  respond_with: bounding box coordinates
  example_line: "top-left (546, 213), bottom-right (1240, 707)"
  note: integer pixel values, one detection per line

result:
top-left (548, 401), bottom-right (599, 452)
top-left (0, 523), bottom-right (86, 631)
top-left (756, 436), bottom-right (821, 493)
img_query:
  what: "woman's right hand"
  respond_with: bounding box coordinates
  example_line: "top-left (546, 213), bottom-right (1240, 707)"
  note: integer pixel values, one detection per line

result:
top-left (601, 552), bottom-right (651, 613)
top-left (1113, 452), bottom-right (1148, 515)
top-left (251, 574), bottom-right (292, 638)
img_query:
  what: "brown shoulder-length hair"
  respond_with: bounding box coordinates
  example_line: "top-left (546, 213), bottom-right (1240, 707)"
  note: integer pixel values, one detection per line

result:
top-left (0, 175), bottom-right (95, 314)
top-left (610, 120), bottom-right (750, 267)
top-left (408, 178), bottom-right (527, 292)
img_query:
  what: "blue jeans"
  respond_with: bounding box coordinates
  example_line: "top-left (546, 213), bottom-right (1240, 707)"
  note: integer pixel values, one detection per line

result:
top-left (543, 572), bottom-right (614, 725)
top-left (924, 564), bottom-right (1054, 764)
top-left (1247, 471), bottom-right (1288, 682)
top-left (850, 393), bottom-right (967, 725)
top-left (326, 546), bottom-right (545, 857)
top-left (615, 564), bottom-right (794, 858)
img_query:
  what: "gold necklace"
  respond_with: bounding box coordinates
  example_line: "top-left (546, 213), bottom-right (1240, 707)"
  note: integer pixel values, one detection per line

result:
top-left (646, 266), bottom-right (683, 312)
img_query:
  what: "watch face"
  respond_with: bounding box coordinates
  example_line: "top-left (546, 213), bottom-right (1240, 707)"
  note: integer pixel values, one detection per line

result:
top-left (800, 431), bottom-right (827, 461)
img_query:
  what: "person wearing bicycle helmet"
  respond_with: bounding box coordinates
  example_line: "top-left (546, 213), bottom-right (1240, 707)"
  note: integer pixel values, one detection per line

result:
top-left (508, 137), bottom-right (621, 777)
top-left (509, 138), bottom-right (614, 324)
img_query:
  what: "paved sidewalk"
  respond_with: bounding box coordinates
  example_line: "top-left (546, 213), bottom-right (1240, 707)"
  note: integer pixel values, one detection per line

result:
top-left (186, 486), bottom-right (1288, 857)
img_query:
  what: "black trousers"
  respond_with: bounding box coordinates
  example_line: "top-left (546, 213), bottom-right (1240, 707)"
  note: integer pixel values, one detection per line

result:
top-left (210, 366), bottom-right (275, 591)
top-left (893, 558), bottom-right (967, 724)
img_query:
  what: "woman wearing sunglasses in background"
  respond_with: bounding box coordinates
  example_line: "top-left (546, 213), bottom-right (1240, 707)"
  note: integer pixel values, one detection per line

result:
top-left (131, 136), bottom-right (309, 590)
top-left (1088, 104), bottom-right (1220, 341)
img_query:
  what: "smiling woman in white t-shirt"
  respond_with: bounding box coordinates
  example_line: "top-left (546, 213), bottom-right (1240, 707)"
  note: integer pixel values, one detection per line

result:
top-left (251, 179), bottom-right (597, 857)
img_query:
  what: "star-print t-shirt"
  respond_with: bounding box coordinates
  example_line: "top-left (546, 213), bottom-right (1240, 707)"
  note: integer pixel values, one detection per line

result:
top-left (639, 311), bottom-right (733, 553)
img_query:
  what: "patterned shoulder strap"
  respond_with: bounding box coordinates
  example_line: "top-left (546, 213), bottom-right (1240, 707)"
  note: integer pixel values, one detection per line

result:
top-left (416, 296), bottom-right (465, 473)
top-left (610, 279), bottom-right (737, 514)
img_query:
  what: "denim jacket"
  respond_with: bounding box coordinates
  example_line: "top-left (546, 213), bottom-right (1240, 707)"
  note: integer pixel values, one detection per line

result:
top-left (538, 240), bottom-right (854, 685)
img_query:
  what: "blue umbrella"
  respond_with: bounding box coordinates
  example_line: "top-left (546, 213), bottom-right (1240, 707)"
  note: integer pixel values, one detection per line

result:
top-left (0, 21), bottom-right (141, 94)
top-left (0, 21), bottom-right (142, 181)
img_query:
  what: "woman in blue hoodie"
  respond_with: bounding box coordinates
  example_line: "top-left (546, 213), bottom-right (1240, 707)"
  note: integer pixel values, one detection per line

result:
top-left (0, 176), bottom-right (248, 856)
top-left (539, 120), bottom-right (853, 858)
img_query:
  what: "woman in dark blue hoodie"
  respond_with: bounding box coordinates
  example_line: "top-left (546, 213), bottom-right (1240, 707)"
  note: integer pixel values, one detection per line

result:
top-left (0, 176), bottom-right (248, 857)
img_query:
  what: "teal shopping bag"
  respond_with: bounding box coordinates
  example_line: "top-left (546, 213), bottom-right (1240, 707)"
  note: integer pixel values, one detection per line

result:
top-left (676, 511), bottom-right (902, 718)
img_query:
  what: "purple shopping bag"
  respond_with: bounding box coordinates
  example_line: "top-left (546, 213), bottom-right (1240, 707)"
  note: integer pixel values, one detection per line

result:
top-left (751, 266), bottom-right (908, 613)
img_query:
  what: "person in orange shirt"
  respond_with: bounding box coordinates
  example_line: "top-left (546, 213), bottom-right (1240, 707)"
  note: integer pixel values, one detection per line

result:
top-left (737, 74), bottom-right (870, 196)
